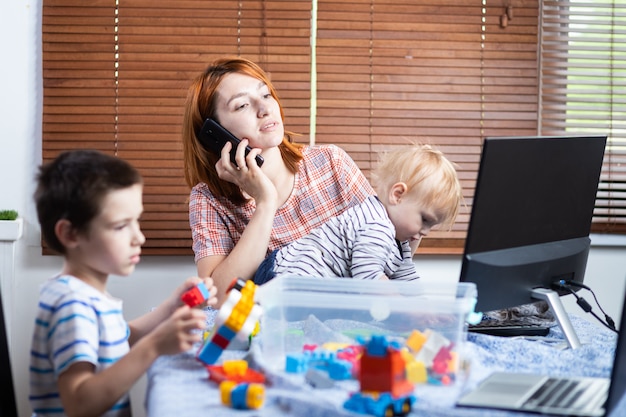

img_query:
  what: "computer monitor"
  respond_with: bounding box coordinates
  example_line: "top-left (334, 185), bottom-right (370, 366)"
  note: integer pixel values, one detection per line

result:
top-left (459, 135), bottom-right (607, 349)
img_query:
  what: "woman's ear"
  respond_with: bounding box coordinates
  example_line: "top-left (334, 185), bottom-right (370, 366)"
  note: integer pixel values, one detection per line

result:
top-left (389, 182), bottom-right (408, 205)
top-left (55, 219), bottom-right (80, 249)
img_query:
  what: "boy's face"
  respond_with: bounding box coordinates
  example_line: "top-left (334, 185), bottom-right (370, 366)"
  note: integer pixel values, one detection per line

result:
top-left (387, 193), bottom-right (441, 243)
top-left (68, 184), bottom-right (145, 283)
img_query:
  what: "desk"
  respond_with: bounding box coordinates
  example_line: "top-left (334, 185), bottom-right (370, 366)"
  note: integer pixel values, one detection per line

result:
top-left (146, 311), bottom-right (623, 417)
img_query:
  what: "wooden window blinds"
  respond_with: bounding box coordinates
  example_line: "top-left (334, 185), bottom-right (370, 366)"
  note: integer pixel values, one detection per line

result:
top-left (315, 0), bottom-right (540, 253)
top-left (42, 0), bottom-right (312, 255)
top-left (44, 0), bottom-right (548, 256)
top-left (540, 0), bottom-right (626, 234)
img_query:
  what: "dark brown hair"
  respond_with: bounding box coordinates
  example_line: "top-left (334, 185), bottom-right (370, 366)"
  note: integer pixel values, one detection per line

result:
top-left (34, 149), bottom-right (142, 254)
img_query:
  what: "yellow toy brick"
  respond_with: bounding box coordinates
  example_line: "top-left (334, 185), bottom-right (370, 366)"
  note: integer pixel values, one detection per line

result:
top-left (406, 329), bottom-right (427, 353)
top-left (222, 359), bottom-right (248, 377)
top-left (406, 360), bottom-right (427, 384)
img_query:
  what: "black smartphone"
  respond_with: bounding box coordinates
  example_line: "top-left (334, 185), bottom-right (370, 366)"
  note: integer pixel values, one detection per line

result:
top-left (198, 118), bottom-right (264, 167)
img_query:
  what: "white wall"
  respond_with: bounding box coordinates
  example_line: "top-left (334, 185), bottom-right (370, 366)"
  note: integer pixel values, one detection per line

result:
top-left (2, 2), bottom-right (626, 417)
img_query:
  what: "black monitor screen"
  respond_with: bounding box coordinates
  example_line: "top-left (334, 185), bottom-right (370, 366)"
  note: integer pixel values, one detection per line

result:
top-left (460, 135), bottom-right (606, 313)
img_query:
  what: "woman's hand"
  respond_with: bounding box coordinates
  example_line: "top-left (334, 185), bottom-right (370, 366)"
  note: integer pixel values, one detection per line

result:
top-left (215, 140), bottom-right (278, 206)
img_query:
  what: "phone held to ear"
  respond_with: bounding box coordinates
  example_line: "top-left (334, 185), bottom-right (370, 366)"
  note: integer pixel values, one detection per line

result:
top-left (198, 118), bottom-right (265, 167)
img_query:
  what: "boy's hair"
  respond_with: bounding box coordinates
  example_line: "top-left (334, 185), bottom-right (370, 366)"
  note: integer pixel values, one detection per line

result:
top-left (371, 144), bottom-right (463, 228)
top-left (34, 149), bottom-right (143, 254)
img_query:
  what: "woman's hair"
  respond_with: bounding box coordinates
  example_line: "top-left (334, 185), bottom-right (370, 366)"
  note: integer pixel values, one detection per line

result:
top-left (371, 144), bottom-right (463, 228)
top-left (34, 149), bottom-right (143, 254)
top-left (182, 56), bottom-right (303, 204)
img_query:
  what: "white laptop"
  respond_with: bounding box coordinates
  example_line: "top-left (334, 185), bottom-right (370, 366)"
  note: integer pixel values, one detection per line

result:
top-left (457, 290), bottom-right (626, 417)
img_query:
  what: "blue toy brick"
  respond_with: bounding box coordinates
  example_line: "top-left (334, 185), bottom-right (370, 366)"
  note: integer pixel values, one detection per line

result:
top-left (285, 353), bottom-right (309, 373)
top-left (197, 341), bottom-right (223, 365)
top-left (365, 335), bottom-right (389, 357)
top-left (343, 392), bottom-right (415, 417)
top-left (327, 359), bottom-right (352, 380)
top-left (230, 384), bottom-right (248, 409)
top-left (197, 282), bottom-right (210, 299)
top-left (215, 323), bottom-right (237, 341)
top-left (197, 325), bottom-right (238, 365)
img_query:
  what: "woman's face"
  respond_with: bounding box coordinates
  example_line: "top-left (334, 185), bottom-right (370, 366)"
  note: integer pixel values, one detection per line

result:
top-left (213, 72), bottom-right (284, 150)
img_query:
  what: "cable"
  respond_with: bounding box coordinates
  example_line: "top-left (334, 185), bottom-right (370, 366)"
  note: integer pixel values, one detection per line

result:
top-left (562, 280), bottom-right (617, 331)
top-left (565, 281), bottom-right (615, 329)
top-left (556, 280), bottom-right (618, 333)
top-left (565, 286), bottom-right (616, 333)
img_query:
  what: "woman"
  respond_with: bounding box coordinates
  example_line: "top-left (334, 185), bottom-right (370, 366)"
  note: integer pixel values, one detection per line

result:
top-left (182, 57), bottom-right (375, 302)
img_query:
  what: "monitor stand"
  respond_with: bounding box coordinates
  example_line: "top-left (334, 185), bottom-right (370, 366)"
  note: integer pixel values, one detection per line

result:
top-left (531, 288), bottom-right (582, 349)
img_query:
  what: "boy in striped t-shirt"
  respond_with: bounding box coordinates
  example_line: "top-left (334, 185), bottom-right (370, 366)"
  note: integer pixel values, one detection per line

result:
top-left (29, 150), bottom-right (218, 417)
top-left (254, 144), bottom-right (463, 284)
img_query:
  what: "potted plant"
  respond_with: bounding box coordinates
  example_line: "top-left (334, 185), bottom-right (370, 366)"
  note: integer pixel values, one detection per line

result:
top-left (0, 210), bottom-right (23, 241)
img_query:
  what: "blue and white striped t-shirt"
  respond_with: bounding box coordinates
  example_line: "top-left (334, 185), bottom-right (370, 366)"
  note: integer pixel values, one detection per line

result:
top-left (273, 195), bottom-right (419, 281)
top-left (29, 275), bottom-right (131, 417)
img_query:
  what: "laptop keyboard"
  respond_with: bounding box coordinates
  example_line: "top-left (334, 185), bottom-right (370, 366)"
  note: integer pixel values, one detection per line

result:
top-left (523, 377), bottom-right (608, 414)
top-left (526, 378), bottom-right (578, 408)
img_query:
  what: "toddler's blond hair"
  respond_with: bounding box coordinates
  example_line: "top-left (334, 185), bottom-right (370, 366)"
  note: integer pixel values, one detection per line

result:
top-left (371, 144), bottom-right (462, 229)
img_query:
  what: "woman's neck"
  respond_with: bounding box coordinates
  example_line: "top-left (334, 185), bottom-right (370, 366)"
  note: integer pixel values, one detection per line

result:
top-left (267, 152), bottom-right (295, 206)
top-left (250, 147), bottom-right (296, 207)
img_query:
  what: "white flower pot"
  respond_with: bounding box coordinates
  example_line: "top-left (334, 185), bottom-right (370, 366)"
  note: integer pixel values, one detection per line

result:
top-left (0, 218), bottom-right (23, 241)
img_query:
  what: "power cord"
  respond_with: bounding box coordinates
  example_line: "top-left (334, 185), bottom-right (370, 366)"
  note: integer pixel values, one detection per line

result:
top-left (564, 281), bottom-right (617, 329)
top-left (556, 280), bottom-right (618, 333)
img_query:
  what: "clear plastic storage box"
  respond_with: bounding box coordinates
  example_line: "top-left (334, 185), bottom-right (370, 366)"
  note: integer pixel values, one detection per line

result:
top-left (256, 275), bottom-right (477, 385)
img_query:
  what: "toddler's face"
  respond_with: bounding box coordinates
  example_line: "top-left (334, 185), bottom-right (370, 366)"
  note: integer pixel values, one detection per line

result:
top-left (388, 194), bottom-right (442, 242)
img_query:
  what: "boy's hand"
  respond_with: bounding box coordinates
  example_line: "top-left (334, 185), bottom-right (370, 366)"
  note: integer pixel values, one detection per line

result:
top-left (171, 277), bottom-right (219, 312)
top-left (180, 278), bottom-right (219, 308)
top-left (150, 305), bottom-right (206, 355)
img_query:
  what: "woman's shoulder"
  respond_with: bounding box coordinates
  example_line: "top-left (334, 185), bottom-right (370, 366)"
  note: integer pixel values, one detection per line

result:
top-left (302, 143), bottom-right (346, 158)
top-left (191, 181), bottom-right (211, 195)
top-left (298, 144), bottom-right (373, 199)
top-left (301, 144), bottom-right (353, 169)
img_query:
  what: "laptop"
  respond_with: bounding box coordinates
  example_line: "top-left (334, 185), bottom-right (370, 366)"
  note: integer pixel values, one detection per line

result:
top-left (457, 288), bottom-right (626, 417)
